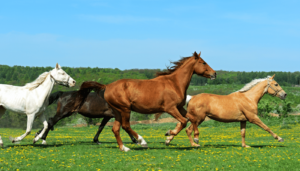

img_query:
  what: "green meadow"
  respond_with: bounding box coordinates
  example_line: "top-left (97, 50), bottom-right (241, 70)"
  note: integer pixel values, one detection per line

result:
top-left (1, 118), bottom-right (300, 171)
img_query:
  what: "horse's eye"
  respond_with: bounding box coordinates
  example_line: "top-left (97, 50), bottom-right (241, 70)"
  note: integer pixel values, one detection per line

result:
top-left (275, 84), bottom-right (278, 86)
top-left (203, 62), bottom-right (207, 65)
top-left (62, 73), bottom-right (65, 75)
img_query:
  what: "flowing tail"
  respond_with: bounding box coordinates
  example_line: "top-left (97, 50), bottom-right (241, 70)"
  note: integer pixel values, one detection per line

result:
top-left (154, 95), bottom-right (193, 121)
top-left (186, 95), bottom-right (193, 104)
top-left (72, 81), bottom-right (107, 111)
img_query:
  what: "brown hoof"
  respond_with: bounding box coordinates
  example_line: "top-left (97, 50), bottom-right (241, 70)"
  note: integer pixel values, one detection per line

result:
top-left (278, 138), bottom-right (284, 142)
top-left (165, 130), bottom-right (171, 136)
top-left (165, 140), bottom-right (170, 145)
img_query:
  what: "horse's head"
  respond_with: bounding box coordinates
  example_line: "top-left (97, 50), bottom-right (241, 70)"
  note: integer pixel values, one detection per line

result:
top-left (267, 75), bottom-right (287, 100)
top-left (193, 52), bottom-right (216, 80)
top-left (50, 63), bottom-right (76, 87)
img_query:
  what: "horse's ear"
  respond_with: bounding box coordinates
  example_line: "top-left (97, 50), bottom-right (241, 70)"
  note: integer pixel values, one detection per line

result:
top-left (198, 51), bottom-right (201, 57)
top-left (193, 51), bottom-right (199, 59)
top-left (271, 74), bottom-right (275, 79)
top-left (56, 63), bottom-right (61, 69)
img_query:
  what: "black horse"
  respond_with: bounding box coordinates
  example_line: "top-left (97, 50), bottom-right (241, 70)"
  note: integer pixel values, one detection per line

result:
top-left (36, 91), bottom-right (138, 144)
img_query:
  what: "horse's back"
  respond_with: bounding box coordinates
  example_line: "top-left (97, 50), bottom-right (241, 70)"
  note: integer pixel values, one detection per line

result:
top-left (0, 84), bottom-right (29, 113)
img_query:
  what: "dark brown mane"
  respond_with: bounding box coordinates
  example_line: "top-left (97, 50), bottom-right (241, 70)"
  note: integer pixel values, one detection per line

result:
top-left (156, 52), bottom-right (199, 77)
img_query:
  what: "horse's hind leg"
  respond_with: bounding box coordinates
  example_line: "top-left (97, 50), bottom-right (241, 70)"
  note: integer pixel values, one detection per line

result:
top-left (93, 117), bottom-right (111, 144)
top-left (240, 121), bottom-right (250, 148)
top-left (110, 108), bottom-right (129, 151)
top-left (120, 111), bottom-right (147, 147)
top-left (0, 106), bottom-right (6, 147)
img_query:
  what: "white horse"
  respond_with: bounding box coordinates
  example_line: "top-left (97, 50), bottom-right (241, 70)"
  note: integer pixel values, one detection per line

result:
top-left (0, 63), bottom-right (76, 147)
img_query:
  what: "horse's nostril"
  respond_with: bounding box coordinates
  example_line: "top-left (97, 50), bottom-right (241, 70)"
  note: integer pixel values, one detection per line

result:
top-left (73, 81), bottom-right (76, 84)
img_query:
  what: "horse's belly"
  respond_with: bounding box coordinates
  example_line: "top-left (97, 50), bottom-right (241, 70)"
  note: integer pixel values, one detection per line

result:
top-left (131, 104), bottom-right (163, 114)
top-left (207, 112), bottom-right (247, 122)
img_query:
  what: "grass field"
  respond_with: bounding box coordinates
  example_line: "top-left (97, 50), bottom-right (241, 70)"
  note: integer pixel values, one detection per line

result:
top-left (1, 120), bottom-right (300, 171)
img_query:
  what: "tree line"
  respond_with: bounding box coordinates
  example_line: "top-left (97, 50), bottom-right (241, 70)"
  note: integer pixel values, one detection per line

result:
top-left (0, 64), bottom-right (299, 129)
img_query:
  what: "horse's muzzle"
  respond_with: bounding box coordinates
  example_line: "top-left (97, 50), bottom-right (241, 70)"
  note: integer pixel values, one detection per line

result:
top-left (210, 73), bottom-right (217, 80)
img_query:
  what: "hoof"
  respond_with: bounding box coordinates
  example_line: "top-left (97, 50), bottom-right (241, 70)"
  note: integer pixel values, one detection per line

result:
top-left (278, 138), bottom-right (284, 142)
top-left (165, 140), bottom-right (170, 145)
top-left (141, 144), bottom-right (148, 148)
top-left (42, 140), bottom-right (47, 145)
top-left (0, 143), bottom-right (3, 148)
top-left (193, 138), bottom-right (199, 144)
top-left (242, 145), bottom-right (251, 148)
top-left (165, 130), bottom-right (171, 136)
top-left (192, 143), bottom-right (200, 147)
top-left (121, 145), bottom-right (130, 152)
top-left (94, 140), bottom-right (101, 145)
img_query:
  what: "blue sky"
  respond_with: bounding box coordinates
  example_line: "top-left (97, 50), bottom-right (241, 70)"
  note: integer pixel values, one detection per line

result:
top-left (0, 0), bottom-right (299, 71)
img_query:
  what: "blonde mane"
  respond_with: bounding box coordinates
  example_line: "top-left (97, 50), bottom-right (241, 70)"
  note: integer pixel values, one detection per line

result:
top-left (24, 72), bottom-right (50, 90)
top-left (238, 76), bottom-right (271, 93)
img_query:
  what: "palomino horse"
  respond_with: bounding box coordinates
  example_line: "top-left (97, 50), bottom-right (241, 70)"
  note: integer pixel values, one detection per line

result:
top-left (0, 64), bottom-right (76, 147)
top-left (166, 75), bottom-right (287, 147)
top-left (35, 91), bottom-right (138, 145)
top-left (79, 51), bottom-right (216, 151)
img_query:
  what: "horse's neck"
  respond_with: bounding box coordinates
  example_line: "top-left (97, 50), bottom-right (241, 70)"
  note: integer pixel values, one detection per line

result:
top-left (169, 58), bottom-right (196, 96)
top-left (244, 80), bottom-right (268, 104)
top-left (33, 75), bottom-right (55, 106)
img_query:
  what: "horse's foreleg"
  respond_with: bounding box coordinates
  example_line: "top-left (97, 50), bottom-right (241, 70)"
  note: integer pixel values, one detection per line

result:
top-left (40, 111), bottom-right (73, 144)
top-left (165, 107), bottom-right (189, 136)
top-left (93, 117), bottom-right (111, 144)
top-left (10, 114), bottom-right (35, 143)
top-left (33, 113), bottom-right (48, 144)
top-left (249, 116), bottom-right (284, 142)
top-left (240, 121), bottom-right (250, 148)
top-left (0, 106), bottom-right (5, 147)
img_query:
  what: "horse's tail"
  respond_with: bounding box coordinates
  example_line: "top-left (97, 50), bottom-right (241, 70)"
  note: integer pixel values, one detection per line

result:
top-left (48, 91), bottom-right (64, 106)
top-left (154, 95), bottom-right (193, 121)
top-left (186, 95), bottom-right (193, 106)
top-left (72, 81), bottom-right (107, 111)
top-left (154, 113), bottom-right (163, 121)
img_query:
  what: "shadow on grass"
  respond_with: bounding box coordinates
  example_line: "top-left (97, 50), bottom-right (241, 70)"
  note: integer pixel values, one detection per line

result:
top-left (1, 141), bottom-right (286, 150)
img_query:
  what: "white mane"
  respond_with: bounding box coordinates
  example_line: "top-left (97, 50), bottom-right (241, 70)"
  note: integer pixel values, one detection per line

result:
top-left (238, 76), bottom-right (271, 93)
top-left (24, 72), bottom-right (50, 90)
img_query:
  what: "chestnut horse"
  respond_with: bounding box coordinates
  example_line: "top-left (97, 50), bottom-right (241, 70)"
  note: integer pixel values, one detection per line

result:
top-left (79, 51), bottom-right (216, 151)
top-left (166, 75), bottom-right (287, 147)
